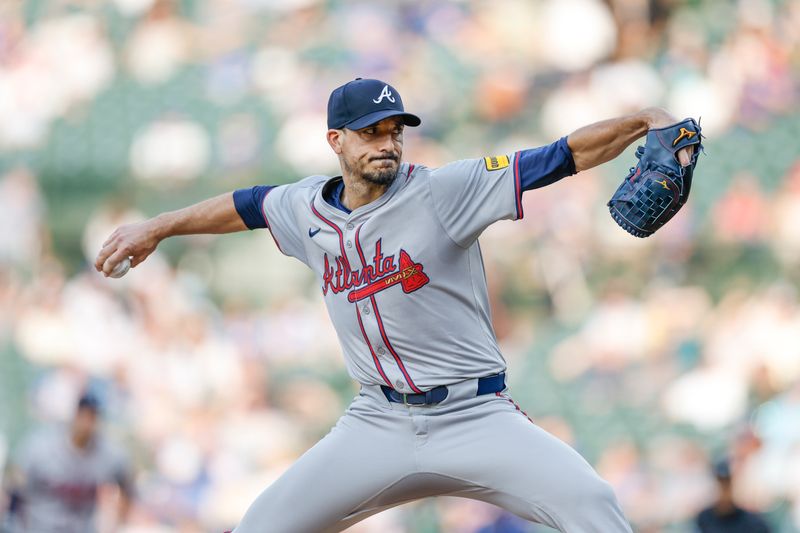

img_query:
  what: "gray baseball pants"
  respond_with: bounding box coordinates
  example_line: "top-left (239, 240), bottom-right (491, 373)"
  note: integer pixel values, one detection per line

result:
top-left (233, 377), bottom-right (633, 532)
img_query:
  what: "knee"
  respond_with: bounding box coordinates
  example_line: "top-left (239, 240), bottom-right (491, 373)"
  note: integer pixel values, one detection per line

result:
top-left (568, 476), bottom-right (620, 512)
top-left (555, 476), bottom-right (631, 532)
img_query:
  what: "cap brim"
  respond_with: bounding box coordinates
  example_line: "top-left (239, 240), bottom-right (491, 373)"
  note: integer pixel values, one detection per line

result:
top-left (344, 110), bottom-right (421, 130)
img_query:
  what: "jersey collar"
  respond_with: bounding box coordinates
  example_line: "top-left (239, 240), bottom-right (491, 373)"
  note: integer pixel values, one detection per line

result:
top-left (322, 177), bottom-right (351, 214)
top-left (314, 163), bottom-right (411, 220)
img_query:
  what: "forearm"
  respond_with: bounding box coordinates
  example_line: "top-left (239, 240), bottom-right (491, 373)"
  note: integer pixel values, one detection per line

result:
top-left (152, 192), bottom-right (247, 240)
top-left (95, 191), bottom-right (248, 274)
top-left (566, 107), bottom-right (676, 172)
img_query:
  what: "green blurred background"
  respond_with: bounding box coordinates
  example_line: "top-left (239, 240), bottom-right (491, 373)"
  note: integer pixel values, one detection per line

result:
top-left (1, 0), bottom-right (800, 531)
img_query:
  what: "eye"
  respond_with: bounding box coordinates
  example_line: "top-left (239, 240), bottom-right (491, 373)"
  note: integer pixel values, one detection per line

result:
top-left (362, 127), bottom-right (375, 135)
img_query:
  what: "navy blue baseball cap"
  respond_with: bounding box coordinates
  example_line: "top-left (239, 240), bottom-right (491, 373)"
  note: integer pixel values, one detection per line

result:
top-left (327, 78), bottom-right (421, 130)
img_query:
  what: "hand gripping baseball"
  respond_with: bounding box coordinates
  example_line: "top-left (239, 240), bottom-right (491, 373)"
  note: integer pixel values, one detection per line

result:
top-left (607, 118), bottom-right (703, 238)
top-left (94, 220), bottom-right (161, 277)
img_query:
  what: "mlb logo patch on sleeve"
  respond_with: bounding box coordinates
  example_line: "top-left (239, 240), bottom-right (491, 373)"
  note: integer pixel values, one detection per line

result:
top-left (484, 155), bottom-right (510, 171)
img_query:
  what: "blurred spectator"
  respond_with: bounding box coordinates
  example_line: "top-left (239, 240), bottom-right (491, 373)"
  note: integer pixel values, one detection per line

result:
top-left (4, 393), bottom-right (133, 533)
top-left (695, 458), bottom-right (770, 533)
top-left (711, 173), bottom-right (769, 244)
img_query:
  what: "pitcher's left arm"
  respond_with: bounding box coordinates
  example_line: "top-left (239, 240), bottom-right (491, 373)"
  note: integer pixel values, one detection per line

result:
top-left (567, 107), bottom-right (694, 172)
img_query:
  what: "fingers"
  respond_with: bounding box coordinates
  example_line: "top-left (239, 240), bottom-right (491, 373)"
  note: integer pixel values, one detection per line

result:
top-left (95, 242), bottom-right (146, 275)
top-left (95, 230), bottom-right (132, 276)
top-left (96, 227), bottom-right (123, 271)
top-left (95, 216), bottom-right (166, 276)
top-left (102, 248), bottom-right (131, 276)
top-left (96, 223), bottom-right (156, 274)
top-left (677, 146), bottom-right (694, 167)
top-left (95, 242), bottom-right (116, 273)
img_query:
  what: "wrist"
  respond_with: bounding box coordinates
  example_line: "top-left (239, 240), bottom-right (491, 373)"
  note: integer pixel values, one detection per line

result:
top-left (149, 213), bottom-right (171, 242)
top-left (639, 107), bottom-right (676, 130)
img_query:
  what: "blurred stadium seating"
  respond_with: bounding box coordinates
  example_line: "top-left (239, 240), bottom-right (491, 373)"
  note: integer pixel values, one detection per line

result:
top-left (1, 0), bottom-right (799, 531)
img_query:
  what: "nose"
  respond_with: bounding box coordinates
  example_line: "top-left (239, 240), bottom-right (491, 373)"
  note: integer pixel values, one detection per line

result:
top-left (376, 132), bottom-right (396, 153)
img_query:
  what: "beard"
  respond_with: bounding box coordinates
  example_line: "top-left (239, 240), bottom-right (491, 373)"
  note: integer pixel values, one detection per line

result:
top-left (363, 165), bottom-right (398, 186)
top-left (345, 155), bottom-right (400, 186)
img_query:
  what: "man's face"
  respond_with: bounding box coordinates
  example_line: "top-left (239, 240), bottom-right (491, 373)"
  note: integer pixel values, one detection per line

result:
top-left (72, 407), bottom-right (99, 443)
top-left (330, 117), bottom-right (404, 186)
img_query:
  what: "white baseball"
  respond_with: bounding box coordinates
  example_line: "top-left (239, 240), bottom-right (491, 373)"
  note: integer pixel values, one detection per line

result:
top-left (109, 257), bottom-right (131, 278)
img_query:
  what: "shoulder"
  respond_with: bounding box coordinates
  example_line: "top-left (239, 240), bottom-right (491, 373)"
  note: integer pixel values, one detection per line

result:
top-left (428, 158), bottom-right (476, 176)
top-left (92, 434), bottom-right (120, 454)
top-left (271, 175), bottom-right (331, 200)
top-left (418, 160), bottom-right (469, 188)
top-left (266, 175), bottom-right (331, 211)
top-left (92, 435), bottom-right (129, 468)
top-left (16, 425), bottom-right (63, 464)
top-left (26, 424), bottom-right (64, 451)
top-left (741, 510), bottom-right (769, 529)
top-left (398, 162), bottom-right (429, 186)
top-left (695, 507), bottom-right (715, 523)
top-left (428, 155), bottom-right (514, 180)
top-left (294, 174), bottom-right (330, 189)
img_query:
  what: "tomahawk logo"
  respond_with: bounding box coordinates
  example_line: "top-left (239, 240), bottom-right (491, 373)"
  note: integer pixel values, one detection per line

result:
top-left (373, 85), bottom-right (396, 104)
top-left (347, 250), bottom-right (428, 302)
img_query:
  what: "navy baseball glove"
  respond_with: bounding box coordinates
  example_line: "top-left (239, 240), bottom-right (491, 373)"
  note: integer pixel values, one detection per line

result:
top-left (608, 118), bottom-right (703, 238)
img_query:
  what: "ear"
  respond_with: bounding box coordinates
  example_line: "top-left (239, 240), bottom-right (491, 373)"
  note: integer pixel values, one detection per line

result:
top-left (327, 129), bottom-right (344, 155)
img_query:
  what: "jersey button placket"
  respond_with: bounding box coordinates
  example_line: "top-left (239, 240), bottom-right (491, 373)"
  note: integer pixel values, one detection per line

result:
top-left (340, 222), bottom-right (358, 279)
top-left (349, 220), bottom-right (398, 386)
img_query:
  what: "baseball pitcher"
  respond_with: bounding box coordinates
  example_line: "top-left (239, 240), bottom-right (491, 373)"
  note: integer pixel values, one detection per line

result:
top-left (95, 78), bottom-right (699, 532)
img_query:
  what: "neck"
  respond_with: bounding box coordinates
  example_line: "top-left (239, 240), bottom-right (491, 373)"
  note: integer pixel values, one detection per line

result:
top-left (714, 496), bottom-right (735, 515)
top-left (340, 172), bottom-right (394, 211)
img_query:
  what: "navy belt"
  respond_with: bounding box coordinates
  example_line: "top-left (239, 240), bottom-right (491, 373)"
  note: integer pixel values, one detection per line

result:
top-left (381, 372), bottom-right (506, 406)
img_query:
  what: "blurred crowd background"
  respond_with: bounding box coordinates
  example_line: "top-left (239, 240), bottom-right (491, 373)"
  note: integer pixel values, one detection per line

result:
top-left (1, 0), bottom-right (799, 531)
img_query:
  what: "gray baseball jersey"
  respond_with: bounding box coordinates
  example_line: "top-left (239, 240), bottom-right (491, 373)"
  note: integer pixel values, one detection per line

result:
top-left (263, 158), bottom-right (518, 392)
top-left (14, 426), bottom-right (132, 533)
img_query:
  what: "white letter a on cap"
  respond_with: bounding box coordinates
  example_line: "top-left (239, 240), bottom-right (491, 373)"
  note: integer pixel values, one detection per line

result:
top-left (373, 85), bottom-right (396, 104)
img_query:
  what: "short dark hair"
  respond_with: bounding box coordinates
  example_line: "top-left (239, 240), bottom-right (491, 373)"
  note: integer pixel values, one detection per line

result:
top-left (77, 393), bottom-right (101, 413)
top-left (712, 458), bottom-right (732, 480)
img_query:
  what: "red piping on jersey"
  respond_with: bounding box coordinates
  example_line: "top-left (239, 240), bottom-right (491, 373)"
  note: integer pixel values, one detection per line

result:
top-left (513, 152), bottom-right (524, 220)
top-left (496, 392), bottom-right (534, 423)
top-left (311, 202), bottom-right (350, 269)
top-left (356, 305), bottom-right (393, 387)
top-left (261, 188), bottom-right (286, 254)
top-left (311, 201), bottom-right (394, 387)
top-left (405, 164), bottom-right (416, 183)
top-left (355, 224), bottom-right (423, 394)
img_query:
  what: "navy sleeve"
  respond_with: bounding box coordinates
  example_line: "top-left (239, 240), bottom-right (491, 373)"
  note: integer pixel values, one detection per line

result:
top-left (233, 185), bottom-right (275, 229)
top-left (519, 136), bottom-right (577, 192)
